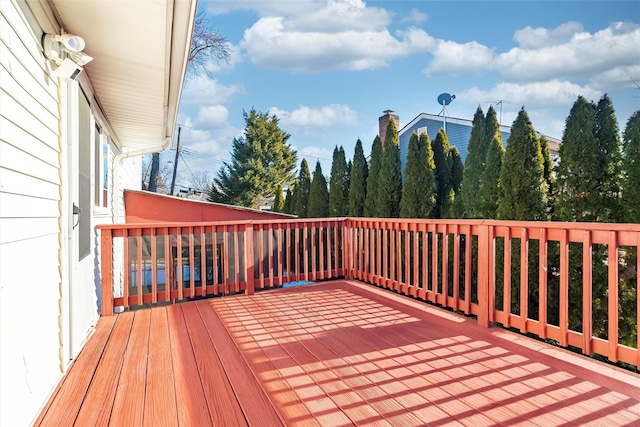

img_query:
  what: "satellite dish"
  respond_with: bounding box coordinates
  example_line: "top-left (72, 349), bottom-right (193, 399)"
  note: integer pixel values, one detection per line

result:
top-left (437, 93), bottom-right (456, 106)
top-left (436, 93), bottom-right (455, 133)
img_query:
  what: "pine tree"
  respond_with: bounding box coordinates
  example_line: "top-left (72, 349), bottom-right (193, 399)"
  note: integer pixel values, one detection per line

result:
top-left (295, 159), bottom-right (311, 218)
top-left (329, 146), bottom-right (349, 216)
top-left (271, 184), bottom-right (284, 212)
top-left (622, 110), bottom-right (640, 223)
top-left (209, 108), bottom-right (297, 208)
top-left (349, 139), bottom-right (368, 217)
top-left (432, 129), bottom-right (452, 218)
top-left (477, 134), bottom-right (504, 219)
top-left (283, 186), bottom-right (294, 214)
top-left (377, 119), bottom-right (403, 218)
top-left (497, 108), bottom-right (547, 221)
top-left (308, 161), bottom-right (329, 218)
top-left (364, 136), bottom-right (383, 217)
top-left (460, 107), bottom-right (487, 218)
top-left (400, 132), bottom-right (436, 218)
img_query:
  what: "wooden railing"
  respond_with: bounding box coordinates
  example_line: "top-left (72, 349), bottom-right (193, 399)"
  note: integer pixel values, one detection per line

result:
top-left (98, 218), bottom-right (639, 367)
top-left (348, 219), bottom-right (640, 367)
top-left (97, 218), bottom-right (346, 314)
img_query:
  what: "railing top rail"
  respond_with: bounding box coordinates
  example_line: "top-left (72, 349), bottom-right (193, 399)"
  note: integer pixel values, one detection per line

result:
top-left (96, 217), bottom-right (350, 230)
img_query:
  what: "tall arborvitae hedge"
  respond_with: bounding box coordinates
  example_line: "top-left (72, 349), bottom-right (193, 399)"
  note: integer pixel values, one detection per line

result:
top-left (295, 159), bottom-right (311, 218)
top-left (622, 110), bottom-right (640, 223)
top-left (308, 161), bottom-right (329, 218)
top-left (497, 108), bottom-right (547, 220)
top-left (539, 135), bottom-right (555, 219)
top-left (364, 136), bottom-right (383, 217)
top-left (594, 94), bottom-right (623, 222)
top-left (431, 129), bottom-right (452, 218)
top-left (400, 132), bottom-right (436, 218)
top-left (283, 186), bottom-right (294, 214)
top-left (377, 119), bottom-right (402, 218)
top-left (348, 139), bottom-right (368, 217)
top-left (272, 184), bottom-right (284, 212)
top-left (329, 146), bottom-right (349, 217)
top-left (477, 134), bottom-right (504, 219)
top-left (460, 107), bottom-right (487, 218)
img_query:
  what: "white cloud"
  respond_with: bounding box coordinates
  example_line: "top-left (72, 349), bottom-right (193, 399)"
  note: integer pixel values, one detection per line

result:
top-left (424, 40), bottom-right (495, 76)
top-left (513, 21), bottom-right (584, 49)
top-left (588, 64), bottom-right (640, 91)
top-left (239, 1), bottom-right (434, 73)
top-left (195, 105), bottom-right (230, 128)
top-left (496, 22), bottom-right (640, 82)
top-left (402, 8), bottom-right (428, 24)
top-left (460, 80), bottom-right (602, 109)
top-left (270, 104), bottom-right (358, 129)
top-left (298, 145), bottom-right (334, 164)
top-left (181, 75), bottom-right (245, 105)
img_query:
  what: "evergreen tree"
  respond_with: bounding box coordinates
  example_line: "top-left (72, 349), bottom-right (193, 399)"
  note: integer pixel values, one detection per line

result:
top-left (400, 132), bottom-right (436, 218)
top-left (272, 184), bottom-right (284, 212)
top-left (349, 139), bottom-right (368, 217)
top-left (329, 146), bottom-right (350, 216)
top-left (460, 107), bottom-right (488, 218)
top-left (295, 159), bottom-right (311, 218)
top-left (497, 108), bottom-right (548, 221)
top-left (594, 94), bottom-right (623, 222)
top-left (622, 110), bottom-right (640, 223)
top-left (283, 186), bottom-right (294, 214)
top-left (432, 129), bottom-right (452, 218)
top-left (448, 147), bottom-right (465, 218)
top-left (539, 135), bottom-right (555, 218)
top-left (209, 108), bottom-right (297, 208)
top-left (555, 96), bottom-right (607, 222)
top-left (364, 136), bottom-right (383, 217)
top-left (376, 119), bottom-right (403, 218)
top-left (477, 134), bottom-right (504, 219)
top-left (308, 161), bottom-right (329, 218)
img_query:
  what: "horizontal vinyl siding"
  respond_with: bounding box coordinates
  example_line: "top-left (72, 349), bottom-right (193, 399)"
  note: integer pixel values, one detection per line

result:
top-left (0, 2), bottom-right (62, 427)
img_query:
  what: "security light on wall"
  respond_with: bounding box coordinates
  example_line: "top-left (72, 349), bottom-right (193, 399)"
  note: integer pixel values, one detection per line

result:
top-left (42, 33), bottom-right (93, 81)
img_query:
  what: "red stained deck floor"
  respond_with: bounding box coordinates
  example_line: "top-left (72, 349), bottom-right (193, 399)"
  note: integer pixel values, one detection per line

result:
top-left (35, 280), bottom-right (640, 426)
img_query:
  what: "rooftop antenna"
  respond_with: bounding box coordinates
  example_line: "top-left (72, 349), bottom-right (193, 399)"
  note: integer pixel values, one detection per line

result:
top-left (437, 93), bottom-right (455, 133)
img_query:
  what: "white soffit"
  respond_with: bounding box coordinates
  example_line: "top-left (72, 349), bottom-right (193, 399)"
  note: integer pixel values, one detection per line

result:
top-left (51, 0), bottom-right (196, 151)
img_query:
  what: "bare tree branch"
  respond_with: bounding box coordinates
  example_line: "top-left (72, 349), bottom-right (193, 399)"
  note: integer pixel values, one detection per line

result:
top-left (186, 11), bottom-right (231, 81)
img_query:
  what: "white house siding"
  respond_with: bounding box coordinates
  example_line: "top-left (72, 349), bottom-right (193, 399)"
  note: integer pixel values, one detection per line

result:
top-left (0, 1), bottom-right (65, 426)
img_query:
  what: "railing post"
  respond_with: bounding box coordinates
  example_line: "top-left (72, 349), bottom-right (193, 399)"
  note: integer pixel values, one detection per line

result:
top-left (245, 224), bottom-right (255, 296)
top-left (100, 228), bottom-right (114, 316)
top-left (477, 223), bottom-right (491, 328)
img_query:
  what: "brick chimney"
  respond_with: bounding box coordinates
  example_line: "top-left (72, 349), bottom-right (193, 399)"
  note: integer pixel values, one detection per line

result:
top-left (379, 110), bottom-right (399, 145)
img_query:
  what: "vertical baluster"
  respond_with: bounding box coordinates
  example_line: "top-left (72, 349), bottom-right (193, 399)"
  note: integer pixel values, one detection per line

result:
top-left (539, 228), bottom-right (548, 339)
top-left (559, 228), bottom-right (569, 347)
top-left (412, 223), bottom-right (419, 298)
top-left (163, 227), bottom-right (170, 302)
top-left (520, 227), bottom-right (529, 333)
top-left (404, 223), bottom-right (410, 295)
top-left (419, 223), bottom-right (427, 300)
top-left (176, 230), bottom-right (183, 300)
top-left (258, 224), bottom-right (264, 289)
top-left (100, 228), bottom-right (114, 316)
top-left (311, 222), bottom-right (317, 281)
top-left (151, 228), bottom-right (157, 304)
top-left (504, 227), bottom-right (512, 328)
top-left (431, 225), bottom-right (437, 303)
top-left (123, 228), bottom-right (130, 310)
top-left (303, 223), bottom-right (309, 282)
top-left (464, 225), bottom-right (471, 315)
top-left (213, 225), bottom-right (219, 295)
top-left (452, 224), bottom-right (460, 312)
top-left (277, 223), bottom-right (283, 286)
top-left (441, 224), bottom-right (449, 307)
top-left (223, 226), bottom-right (229, 294)
top-left (234, 224), bottom-right (240, 292)
top-left (246, 224), bottom-right (255, 296)
top-left (582, 229), bottom-right (592, 356)
top-left (269, 223), bottom-right (275, 287)
top-left (188, 227), bottom-right (195, 298)
top-left (608, 231), bottom-right (619, 362)
top-left (295, 224), bottom-right (301, 282)
top-left (200, 225), bottom-right (206, 297)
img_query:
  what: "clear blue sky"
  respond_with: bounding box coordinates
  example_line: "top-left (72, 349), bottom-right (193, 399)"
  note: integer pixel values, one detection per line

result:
top-left (171, 0), bottom-right (640, 191)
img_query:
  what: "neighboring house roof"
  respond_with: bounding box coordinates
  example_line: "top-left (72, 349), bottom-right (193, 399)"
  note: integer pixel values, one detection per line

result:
top-left (51, 0), bottom-right (196, 152)
top-left (398, 113), bottom-right (561, 171)
top-left (124, 190), bottom-right (297, 223)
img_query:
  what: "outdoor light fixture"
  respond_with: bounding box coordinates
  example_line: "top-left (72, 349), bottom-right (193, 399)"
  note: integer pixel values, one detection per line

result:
top-left (42, 32), bottom-right (93, 81)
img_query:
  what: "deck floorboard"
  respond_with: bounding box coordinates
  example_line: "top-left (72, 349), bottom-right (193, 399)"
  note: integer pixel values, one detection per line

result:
top-left (35, 280), bottom-right (640, 426)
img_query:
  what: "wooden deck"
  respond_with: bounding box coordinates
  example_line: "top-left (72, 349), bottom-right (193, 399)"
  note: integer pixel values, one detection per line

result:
top-left (35, 280), bottom-right (640, 426)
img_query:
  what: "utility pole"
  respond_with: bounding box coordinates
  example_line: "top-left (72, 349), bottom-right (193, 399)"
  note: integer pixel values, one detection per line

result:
top-left (170, 126), bottom-right (182, 196)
